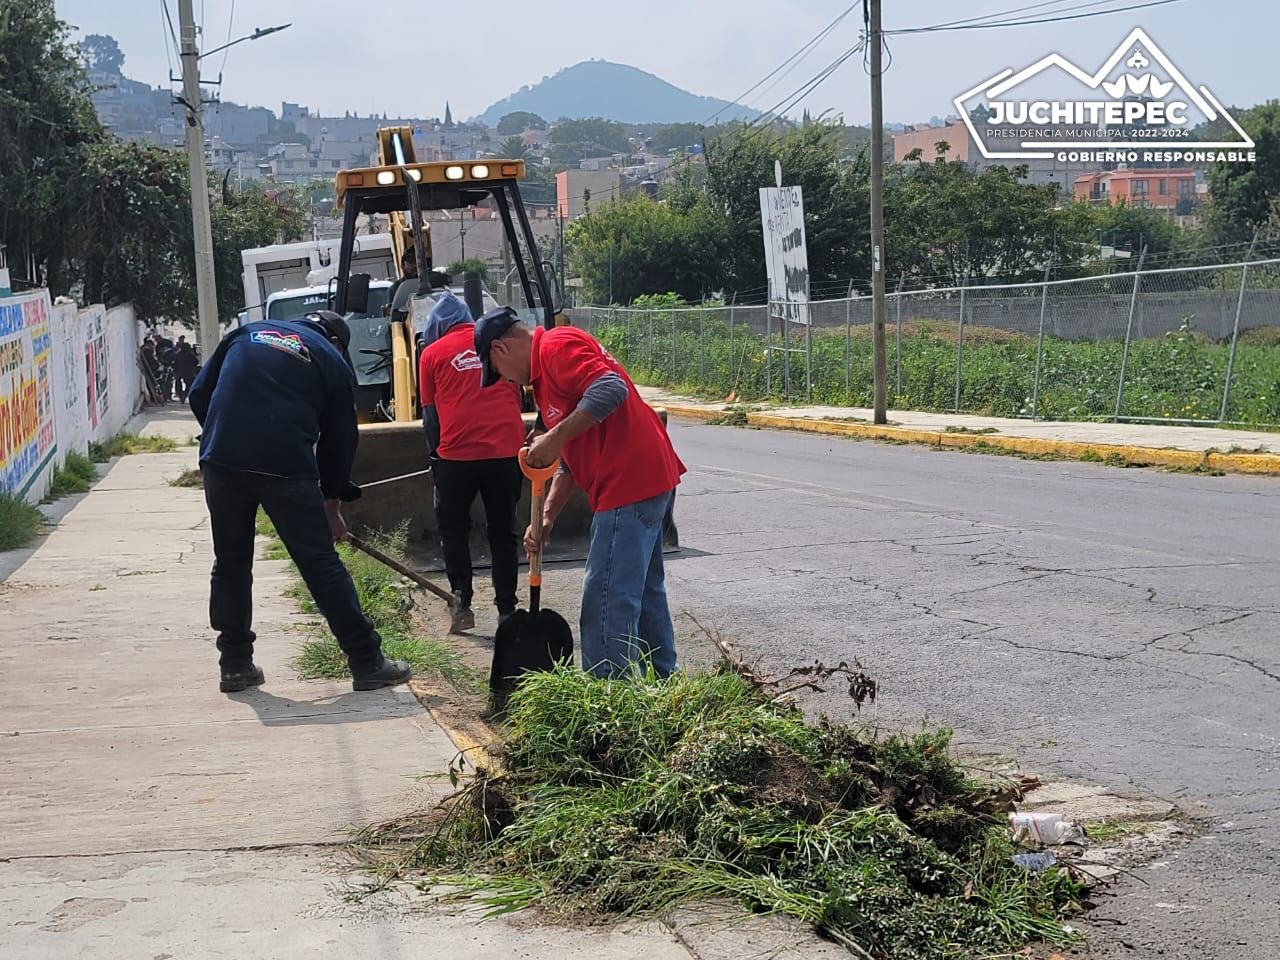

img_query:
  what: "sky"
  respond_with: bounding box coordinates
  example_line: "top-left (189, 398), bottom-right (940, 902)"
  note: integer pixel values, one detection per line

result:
top-left (53, 0), bottom-right (1278, 126)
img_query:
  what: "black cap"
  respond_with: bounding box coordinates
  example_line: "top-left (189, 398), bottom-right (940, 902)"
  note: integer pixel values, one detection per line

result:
top-left (305, 309), bottom-right (352, 354)
top-left (474, 306), bottom-right (521, 388)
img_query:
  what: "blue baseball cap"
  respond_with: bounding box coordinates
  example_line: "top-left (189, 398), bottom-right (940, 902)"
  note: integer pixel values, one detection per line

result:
top-left (474, 306), bottom-right (521, 388)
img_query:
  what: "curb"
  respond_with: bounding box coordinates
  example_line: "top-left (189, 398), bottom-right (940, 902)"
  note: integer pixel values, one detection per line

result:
top-left (661, 404), bottom-right (1280, 476)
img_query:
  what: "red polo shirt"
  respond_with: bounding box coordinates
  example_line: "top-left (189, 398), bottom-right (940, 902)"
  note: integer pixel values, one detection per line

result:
top-left (531, 326), bottom-right (685, 512)
top-left (419, 323), bottom-right (524, 461)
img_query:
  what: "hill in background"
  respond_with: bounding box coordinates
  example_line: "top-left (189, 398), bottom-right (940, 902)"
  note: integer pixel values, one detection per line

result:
top-left (477, 60), bottom-right (759, 126)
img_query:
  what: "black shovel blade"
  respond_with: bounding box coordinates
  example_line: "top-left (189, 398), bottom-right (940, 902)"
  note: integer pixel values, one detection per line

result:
top-left (489, 608), bottom-right (575, 710)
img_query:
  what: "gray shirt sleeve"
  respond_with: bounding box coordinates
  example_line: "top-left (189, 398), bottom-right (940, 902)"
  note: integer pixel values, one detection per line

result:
top-left (576, 372), bottom-right (627, 421)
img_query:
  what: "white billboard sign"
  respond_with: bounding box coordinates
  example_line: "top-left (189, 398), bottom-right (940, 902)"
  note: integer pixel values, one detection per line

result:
top-left (759, 185), bottom-right (810, 326)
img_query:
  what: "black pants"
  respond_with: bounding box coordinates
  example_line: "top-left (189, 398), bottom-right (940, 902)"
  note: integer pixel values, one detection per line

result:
top-left (202, 462), bottom-right (382, 672)
top-left (432, 457), bottom-right (522, 613)
top-left (175, 374), bottom-right (194, 401)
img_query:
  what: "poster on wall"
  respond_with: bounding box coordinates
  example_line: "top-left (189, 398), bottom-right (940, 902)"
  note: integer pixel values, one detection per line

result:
top-left (84, 309), bottom-right (110, 431)
top-left (0, 292), bottom-right (58, 497)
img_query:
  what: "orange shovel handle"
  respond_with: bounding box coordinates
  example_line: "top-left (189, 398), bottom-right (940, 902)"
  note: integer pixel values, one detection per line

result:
top-left (518, 448), bottom-right (560, 590)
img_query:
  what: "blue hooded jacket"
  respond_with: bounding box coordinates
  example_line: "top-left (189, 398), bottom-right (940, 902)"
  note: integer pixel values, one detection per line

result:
top-left (188, 319), bottom-right (358, 498)
top-left (421, 290), bottom-right (473, 347)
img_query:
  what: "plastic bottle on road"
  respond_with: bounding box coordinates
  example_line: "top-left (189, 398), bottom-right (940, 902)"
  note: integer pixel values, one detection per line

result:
top-left (1009, 812), bottom-right (1084, 845)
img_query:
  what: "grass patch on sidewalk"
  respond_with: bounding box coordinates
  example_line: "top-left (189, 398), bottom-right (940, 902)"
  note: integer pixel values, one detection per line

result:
top-left (260, 523), bottom-right (471, 686)
top-left (359, 667), bottom-right (1087, 959)
top-left (169, 468), bottom-right (204, 488)
top-left (89, 433), bottom-right (177, 461)
top-left (45, 453), bottom-right (99, 499)
top-left (0, 492), bottom-right (45, 551)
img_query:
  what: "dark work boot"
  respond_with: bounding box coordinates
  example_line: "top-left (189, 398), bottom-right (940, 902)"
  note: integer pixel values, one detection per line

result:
top-left (220, 663), bottom-right (265, 693)
top-left (351, 657), bottom-right (413, 691)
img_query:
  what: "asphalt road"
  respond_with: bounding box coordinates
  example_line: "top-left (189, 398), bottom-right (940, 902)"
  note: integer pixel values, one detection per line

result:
top-left (660, 419), bottom-right (1280, 958)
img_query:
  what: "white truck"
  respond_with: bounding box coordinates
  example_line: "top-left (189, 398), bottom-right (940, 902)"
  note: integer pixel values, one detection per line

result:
top-left (240, 235), bottom-right (397, 324)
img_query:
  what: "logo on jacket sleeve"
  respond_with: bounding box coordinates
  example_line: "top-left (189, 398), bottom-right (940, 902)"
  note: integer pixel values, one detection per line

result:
top-left (250, 329), bottom-right (311, 362)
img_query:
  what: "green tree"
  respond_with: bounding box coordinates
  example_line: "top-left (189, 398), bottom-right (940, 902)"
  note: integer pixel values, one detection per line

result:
top-left (885, 158), bottom-right (1089, 284)
top-left (650, 123), bottom-right (704, 154)
top-left (496, 111), bottom-right (546, 135)
top-left (496, 135), bottom-right (529, 160)
top-left (548, 117), bottom-right (631, 155)
top-left (0, 0), bottom-right (102, 293)
top-left (1205, 100), bottom-right (1280, 241)
top-left (446, 257), bottom-right (490, 278)
top-left (705, 122), bottom-right (870, 295)
top-left (566, 195), bottom-right (727, 304)
top-left (79, 33), bottom-right (123, 75)
top-left (1085, 199), bottom-right (1182, 267)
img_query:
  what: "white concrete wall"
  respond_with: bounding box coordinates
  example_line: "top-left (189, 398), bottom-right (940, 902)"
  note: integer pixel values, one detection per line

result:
top-left (1, 291), bottom-right (143, 504)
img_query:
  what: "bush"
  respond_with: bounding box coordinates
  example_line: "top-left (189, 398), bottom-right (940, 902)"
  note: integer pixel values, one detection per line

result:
top-left (0, 492), bottom-right (44, 551)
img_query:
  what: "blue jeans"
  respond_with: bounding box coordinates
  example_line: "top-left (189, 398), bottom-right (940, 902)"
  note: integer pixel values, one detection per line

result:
top-left (580, 490), bottom-right (678, 679)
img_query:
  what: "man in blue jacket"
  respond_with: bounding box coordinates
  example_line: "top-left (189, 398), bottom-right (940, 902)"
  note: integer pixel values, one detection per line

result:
top-left (188, 311), bottom-right (412, 693)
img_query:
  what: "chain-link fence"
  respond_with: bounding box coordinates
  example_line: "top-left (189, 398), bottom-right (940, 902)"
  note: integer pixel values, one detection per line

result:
top-left (569, 257), bottom-right (1280, 427)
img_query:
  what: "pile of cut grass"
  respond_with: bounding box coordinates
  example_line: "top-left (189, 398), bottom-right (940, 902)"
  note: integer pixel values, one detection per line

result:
top-left (89, 433), bottom-right (177, 461)
top-left (0, 492), bottom-right (44, 551)
top-left (367, 667), bottom-right (1086, 960)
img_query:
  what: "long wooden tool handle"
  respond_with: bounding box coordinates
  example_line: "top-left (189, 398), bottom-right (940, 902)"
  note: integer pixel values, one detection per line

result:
top-left (347, 534), bottom-right (455, 606)
top-left (519, 448), bottom-right (561, 616)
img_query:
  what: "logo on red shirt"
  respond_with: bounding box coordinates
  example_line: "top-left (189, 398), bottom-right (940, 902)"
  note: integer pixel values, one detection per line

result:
top-left (450, 349), bottom-right (482, 373)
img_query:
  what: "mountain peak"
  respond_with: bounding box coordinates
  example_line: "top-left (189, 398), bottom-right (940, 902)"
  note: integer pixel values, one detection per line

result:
top-left (477, 61), bottom-right (758, 126)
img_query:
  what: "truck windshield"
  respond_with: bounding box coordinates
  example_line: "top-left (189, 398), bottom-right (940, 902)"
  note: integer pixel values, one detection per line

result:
top-left (267, 287), bottom-right (391, 322)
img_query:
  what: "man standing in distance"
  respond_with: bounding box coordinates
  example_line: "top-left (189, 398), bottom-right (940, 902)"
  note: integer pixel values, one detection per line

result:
top-left (476, 309), bottom-right (685, 678)
top-left (188, 310), bottom-right (412, 693)
top-left (419, 292), bottom-right (525, 632)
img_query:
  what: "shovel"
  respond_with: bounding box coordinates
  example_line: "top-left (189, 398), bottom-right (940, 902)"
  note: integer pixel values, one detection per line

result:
top-left (490, 449), bottom-right (575, 710)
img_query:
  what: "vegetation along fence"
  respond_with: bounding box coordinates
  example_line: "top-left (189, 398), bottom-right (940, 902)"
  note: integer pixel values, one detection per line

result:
top-left (569, 257), bottom-right (1280, 428)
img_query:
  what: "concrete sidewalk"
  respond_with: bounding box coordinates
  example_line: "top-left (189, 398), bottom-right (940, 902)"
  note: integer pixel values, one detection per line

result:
top-left (642, 386), bottom-right (1280, 474)
top-left (0, 407), bottom-right (695, 959)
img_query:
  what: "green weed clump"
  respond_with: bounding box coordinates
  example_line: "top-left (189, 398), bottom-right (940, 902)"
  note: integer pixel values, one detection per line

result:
top-left (0, 492), bottom-right (44, 551)
top-left (376, 668), bottom-right (1085, 959)
top-left (89, 433), bottom-right (177, 461)
top-left (291, 527), bottom-right (470, 685)
top-left (45, 453), bottom-right (99, 499)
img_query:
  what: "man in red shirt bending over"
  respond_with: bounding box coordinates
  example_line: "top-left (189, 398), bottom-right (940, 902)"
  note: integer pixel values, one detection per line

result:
top-left (419, 293), bottom-right (526, 632)
top-left (476, 308), bottom-right (685, 679)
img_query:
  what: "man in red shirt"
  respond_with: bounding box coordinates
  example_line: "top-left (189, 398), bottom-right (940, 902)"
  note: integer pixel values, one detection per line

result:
top-left (476, 308), bottom-right (685, 679)
top-left (419, 293), bottom-right (526, 631)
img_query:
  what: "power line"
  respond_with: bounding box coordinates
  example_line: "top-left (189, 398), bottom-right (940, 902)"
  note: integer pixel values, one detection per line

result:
top-left (893, 0), bottom-right (1107, 33)
top-left (888, 0), bottom-right (1189, 33)
top-left (162, 0), bottom-right (181, 62)
top-left (219, 0), bottom-right (237, 75)
top-left (706, 4), bottom-right (858, 124)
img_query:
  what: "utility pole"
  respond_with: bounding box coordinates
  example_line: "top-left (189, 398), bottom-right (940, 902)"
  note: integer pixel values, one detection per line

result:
top-left (177, 0), bottom-right (219, 357)
top-left (867, 0), bottom-right (888, 424)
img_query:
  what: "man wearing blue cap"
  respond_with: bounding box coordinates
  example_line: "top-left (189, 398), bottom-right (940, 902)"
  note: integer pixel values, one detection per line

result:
top-left (418, 292), bottom-right (526, 631)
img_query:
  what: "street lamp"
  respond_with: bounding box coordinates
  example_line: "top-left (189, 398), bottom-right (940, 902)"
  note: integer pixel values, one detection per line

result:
top-left (199, 24), bottom-right (291, 63)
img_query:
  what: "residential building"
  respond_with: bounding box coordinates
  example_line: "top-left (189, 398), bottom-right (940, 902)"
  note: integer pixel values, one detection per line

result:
top-left (1073, 169), bottom-right (1197, 210)
top-left (893, 122), bottom-right (971, 163)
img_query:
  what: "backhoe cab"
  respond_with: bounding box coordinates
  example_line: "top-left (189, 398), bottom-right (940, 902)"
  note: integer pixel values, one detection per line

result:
top-left (332, 127), bottom-right (560, 422)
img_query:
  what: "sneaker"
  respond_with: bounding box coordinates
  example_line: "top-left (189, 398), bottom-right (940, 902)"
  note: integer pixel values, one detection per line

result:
top-left (220, 664), bottom-right (265, 693)
top-left (351, 657), bottom-right (413, 691)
